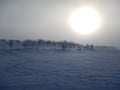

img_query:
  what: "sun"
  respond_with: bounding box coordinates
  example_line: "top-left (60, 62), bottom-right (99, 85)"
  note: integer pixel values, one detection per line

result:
top-left (69, 7), bottom-right (101, 35)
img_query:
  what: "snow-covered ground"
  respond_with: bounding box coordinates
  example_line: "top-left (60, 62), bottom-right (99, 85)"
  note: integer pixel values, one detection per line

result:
top-left (0, 49), bottom-right (120, 90)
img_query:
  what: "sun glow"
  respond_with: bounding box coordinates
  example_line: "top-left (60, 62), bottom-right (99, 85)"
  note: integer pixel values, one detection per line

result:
top-left (69, 7), bottom-right (101, 35)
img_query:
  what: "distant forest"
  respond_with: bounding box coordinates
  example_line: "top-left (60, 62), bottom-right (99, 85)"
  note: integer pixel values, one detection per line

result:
top-left (0, 39), bottom-right (118, 51)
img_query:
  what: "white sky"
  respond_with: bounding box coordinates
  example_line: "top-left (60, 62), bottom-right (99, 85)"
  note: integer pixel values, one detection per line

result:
top-left (0, 0), bottom-right (120, 48)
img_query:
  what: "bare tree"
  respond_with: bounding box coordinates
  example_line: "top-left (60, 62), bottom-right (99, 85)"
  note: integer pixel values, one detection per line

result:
top-left (8, 40), bottom-right (14, 50)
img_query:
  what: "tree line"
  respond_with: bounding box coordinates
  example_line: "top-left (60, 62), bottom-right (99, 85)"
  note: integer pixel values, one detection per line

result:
top-left (0, 39), bottom-right (116, 51)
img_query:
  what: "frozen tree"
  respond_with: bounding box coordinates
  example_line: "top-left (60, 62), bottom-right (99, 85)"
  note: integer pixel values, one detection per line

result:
top-left (90, 44), bottom-right (94, 51)
top-left (85, 44), bottom-right (90, 50)
top-left (61, 41), bottom-right (67, 51)
top-left (8, 40), bottom-right (14, 50)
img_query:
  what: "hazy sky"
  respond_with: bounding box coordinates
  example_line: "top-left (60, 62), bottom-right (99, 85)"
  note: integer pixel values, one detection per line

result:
top-left (0, 0), bottom-right (120, 48)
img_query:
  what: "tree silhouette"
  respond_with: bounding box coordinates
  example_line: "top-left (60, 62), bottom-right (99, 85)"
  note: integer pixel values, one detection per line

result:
top-left (8, 40), bottom-right (14, 50)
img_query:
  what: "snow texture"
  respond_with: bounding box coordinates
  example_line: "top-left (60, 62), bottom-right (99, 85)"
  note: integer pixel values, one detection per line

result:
top-left (0, 49), bottom-right (120, 90)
